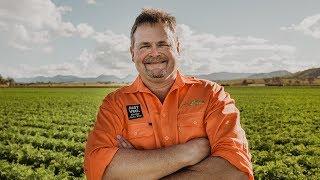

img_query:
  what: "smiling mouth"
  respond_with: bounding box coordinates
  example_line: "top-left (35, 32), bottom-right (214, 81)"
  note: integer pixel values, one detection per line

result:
top-left (144, 60), bottom-right (167, 64)
top-left (144, 60), bottom-right (168, 70)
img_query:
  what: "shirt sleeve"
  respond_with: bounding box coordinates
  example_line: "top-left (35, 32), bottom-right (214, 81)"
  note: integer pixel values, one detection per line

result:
top-left (205, 83), bottom-right (254, 180)
top-left (84, 95), bottom-right (124, 180)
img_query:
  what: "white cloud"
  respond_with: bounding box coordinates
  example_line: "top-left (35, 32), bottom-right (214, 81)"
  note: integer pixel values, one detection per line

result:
top-left (0, 0), bottom-right (133, 78)
top-left (34, 63), bottom-right (79, 75)
top-left (177, 24), bottom-right (298, 74)
top-left (12, 24), bottom-right (50, 44)
top-left (56, 22), bottom-right (76, 37)
top-left (2, 28), bottom-right (134, 78)
top-left (2, 24), bottom-right (309, 79)
top-left (75, 31), bottom-right (134, 78)
top-left (40, 25), bottom-right (298, 78)
top-left (92, 31), bottom-right (131, 66)
top-left (281, 14), bottom-right (320, 39)
top-left (86, 0), bottom-right (96, 4)
top-left (77, 23), bottom-right (95, 38)
top-left (92, 30), bottom-right (129, 50)
top-left (5, 23), bottom-right (51, 50)
top-left (42, 46), bottom-right (53, 53)
top-left (8, 41), bottom-right (31, 51)
top-left (57, 6), bottom-right (73, 14)
top-left (11, 24), bottom-right (30, 42)
top-left (0, 0), bottom-right (72, 32)
top-left (0, 0), bottom-right (96, 51)
top-left (0, 21), bottom-right (8, 31)
top-left (0, 63), bottom-right (79, 78)
top-left (78, 49), bottom-right (96, 70)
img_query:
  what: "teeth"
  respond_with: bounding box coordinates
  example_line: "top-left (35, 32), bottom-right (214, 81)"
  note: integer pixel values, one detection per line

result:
top-left (145, 61), bottom-right (166, 64)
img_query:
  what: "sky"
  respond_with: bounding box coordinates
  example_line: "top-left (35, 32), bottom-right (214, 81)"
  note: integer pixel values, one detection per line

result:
top-left (0, 0), bottom-right (319, 78)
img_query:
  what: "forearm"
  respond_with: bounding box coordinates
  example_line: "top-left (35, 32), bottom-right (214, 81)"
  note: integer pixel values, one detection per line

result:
top-left (160, 167), bottom-right (212, 180)
top-left (161, 157), bottom-right (248, 180)
top-left (103, 144), bottom-right (190, 180)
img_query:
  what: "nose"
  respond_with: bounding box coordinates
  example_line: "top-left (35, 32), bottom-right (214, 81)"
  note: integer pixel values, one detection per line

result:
top-left (149, 46), bottom-right (160, 57)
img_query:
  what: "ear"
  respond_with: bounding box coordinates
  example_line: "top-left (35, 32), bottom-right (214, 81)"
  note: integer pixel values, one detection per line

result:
top-left (176, 38), bottom-right (181, 55)
top-left (130, 46), bottom-right (134, 62)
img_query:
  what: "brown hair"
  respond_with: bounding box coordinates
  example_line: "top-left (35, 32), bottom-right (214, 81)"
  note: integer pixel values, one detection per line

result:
top-left (130, 8), bottom-right (177, 46)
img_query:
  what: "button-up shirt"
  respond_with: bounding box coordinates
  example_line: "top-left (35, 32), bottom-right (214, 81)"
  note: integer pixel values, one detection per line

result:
top-left (84, 71), bottom-right (253, 179)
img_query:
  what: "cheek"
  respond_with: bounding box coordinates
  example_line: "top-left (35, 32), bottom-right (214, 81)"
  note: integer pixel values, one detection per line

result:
top-left (135, 51), bottom-right (149, 61)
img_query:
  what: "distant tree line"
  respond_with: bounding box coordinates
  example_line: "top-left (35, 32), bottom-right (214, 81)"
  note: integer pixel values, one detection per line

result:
top-left (263, 77), bottom-right (284, 86)
top-left (0, 74), bottom-right (15, 86)
top-left (238, 77), bottom-right (317, 86)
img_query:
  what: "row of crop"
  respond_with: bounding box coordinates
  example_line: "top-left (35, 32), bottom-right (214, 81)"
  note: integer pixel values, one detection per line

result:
top-left (4, 125), bottom-right (87, 143)
top-left (0, 160), bottom-right (84, 180)
top-left (50, 117), bottom-right (94, 127)
top-left (1, 100), bottom-right (97, 129)
top-left (0, 142), bottom-right (84, 178)
top-left (0, 109), bottom-right (94, 127)
top-left (252, 147), bottom-right (320, 166)
top-left (1, 119), bottom-right (90, 134)
top-left (253, 155), bottom-right (320, 179)
top-left (250, 137), bottom-right (319, 155)
top-left (0, 131), bottom-right (84, 157)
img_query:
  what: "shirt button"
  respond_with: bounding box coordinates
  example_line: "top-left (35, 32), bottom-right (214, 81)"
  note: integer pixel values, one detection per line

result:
top-left (193, 121), bottom-right (197, 125)
top-left (162, 113), bottom-right (166, 118)
top-left (134, 131), bottom-right (138, 136)
top-left (164, 136), bottom-right (169, 141)
top-left (178, 127), bottom-right (182, 133)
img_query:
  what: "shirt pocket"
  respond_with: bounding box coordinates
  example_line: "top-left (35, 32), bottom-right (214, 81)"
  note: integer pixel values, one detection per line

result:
top-left (177, 112), bottom-right (207, 143)
top-left (126, 123), bottom-right (156, 150)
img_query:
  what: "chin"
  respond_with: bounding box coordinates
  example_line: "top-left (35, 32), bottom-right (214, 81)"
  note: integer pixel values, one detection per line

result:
top-left (149, 70), bottom-right (176, 81)
top-left (147, 74), bottom-right (167, 80)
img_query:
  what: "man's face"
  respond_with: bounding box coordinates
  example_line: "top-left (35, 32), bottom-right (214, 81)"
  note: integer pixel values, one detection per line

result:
top-left (130, 23), bottom-right (180, 83)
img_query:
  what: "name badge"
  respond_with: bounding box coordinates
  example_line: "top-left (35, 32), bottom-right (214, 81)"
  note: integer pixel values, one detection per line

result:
top-left (126, 104), bottom-right (143, 120)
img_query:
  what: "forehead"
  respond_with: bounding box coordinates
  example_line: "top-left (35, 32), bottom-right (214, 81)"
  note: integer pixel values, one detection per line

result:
top-left (133, 23), bottom-right (175, 44)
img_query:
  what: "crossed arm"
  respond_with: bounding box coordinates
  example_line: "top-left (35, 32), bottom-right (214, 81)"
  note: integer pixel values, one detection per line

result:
top-left (102, 135), bottom-right (248, 180)
top-left (161, 156), bottom-right (248, 180)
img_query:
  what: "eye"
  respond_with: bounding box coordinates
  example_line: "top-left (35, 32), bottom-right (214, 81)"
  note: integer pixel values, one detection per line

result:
top-left (159, 43), bottom-right (170, 47)
top-left (139, 45), bottom-right (150, 49)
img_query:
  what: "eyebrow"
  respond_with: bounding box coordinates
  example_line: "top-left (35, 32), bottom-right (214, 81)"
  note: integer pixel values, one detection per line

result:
top-left (157, 41), bottom-right (169, 44)
top-left (137, 42), bottom-right (150, 47)
top-left (137, 41), bottom-right (169, 46)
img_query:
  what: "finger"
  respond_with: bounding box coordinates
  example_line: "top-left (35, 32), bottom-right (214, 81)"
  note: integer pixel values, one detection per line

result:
top-left (121, 137), bottom-right (134, 149)
top-left (117, 135), bottom-right (129, 148)
top-left (116, 135), bottom-right (125, 148)
top-left (119, 137), bottom-right (131, 149)
top-left (117, 139), bottom-right (124, 148)
top-left (118, 135), bottom-right (135, 149)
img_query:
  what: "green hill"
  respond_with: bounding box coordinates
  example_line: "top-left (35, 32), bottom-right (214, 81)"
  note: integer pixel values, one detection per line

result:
top-left (289, 68), bottom-right (320, 79)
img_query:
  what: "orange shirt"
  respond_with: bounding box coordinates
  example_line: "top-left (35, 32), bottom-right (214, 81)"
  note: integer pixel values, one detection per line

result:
top-left (84, 71), bottom-right (253, 179)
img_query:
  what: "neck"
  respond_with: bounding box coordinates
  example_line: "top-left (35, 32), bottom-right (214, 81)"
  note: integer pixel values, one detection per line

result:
top-left (141, 73), bottom-right (177, 103)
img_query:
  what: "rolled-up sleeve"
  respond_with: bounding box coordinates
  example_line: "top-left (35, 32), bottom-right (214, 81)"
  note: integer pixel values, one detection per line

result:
top-left (205, 84), bottom-right (254, 179)
top-left (84, 96), bottom-right (124, 180)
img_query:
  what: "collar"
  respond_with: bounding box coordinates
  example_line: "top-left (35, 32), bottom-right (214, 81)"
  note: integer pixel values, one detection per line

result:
top-left (122, 70), bottom-right (201, 94)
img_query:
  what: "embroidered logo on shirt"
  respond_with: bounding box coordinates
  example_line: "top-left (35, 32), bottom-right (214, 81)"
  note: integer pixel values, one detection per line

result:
top-left (180, 99), bottom-right (205, 108)
top-left (126, 104), bottom-right (143, 120)
top-left (189, 99), bottom-right (205, 106)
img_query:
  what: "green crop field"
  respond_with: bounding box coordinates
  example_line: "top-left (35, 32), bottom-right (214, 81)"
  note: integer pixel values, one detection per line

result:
top-left (0, 87), bottom-right (319, 179)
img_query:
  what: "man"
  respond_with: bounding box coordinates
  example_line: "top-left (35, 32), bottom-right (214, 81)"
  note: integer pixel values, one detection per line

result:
top-left (84, 8), bottom-right (253, 180)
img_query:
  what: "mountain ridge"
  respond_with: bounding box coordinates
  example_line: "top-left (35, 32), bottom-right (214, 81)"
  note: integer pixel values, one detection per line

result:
top-left (13, 68), bottom-right (319, 83)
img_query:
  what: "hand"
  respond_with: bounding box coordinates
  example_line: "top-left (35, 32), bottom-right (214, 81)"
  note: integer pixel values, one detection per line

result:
top-left (116, 135), bottom-right (135, 149)
top-left (183, 138), bottom-right (210, 166)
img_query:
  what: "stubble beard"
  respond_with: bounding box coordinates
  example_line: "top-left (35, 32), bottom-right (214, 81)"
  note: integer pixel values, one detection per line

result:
top-left (146, 68), bottom-right (167, 78)
top-left (143, 56), bottom-right (168, 79)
